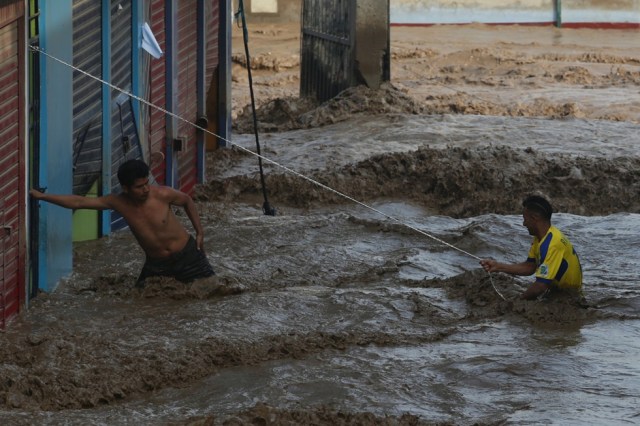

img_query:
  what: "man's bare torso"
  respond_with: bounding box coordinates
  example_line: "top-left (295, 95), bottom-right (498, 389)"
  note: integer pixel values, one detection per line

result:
top-left (110, 187), bottom-right (190, 258)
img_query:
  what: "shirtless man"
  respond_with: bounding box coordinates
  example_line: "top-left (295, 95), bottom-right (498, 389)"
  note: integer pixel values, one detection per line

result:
top-left (30, 159), bottom-right (214, 287)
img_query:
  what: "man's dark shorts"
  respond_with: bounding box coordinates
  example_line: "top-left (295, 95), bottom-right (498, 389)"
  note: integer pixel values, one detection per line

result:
top-left (136, 236), bottom-right (214, 287)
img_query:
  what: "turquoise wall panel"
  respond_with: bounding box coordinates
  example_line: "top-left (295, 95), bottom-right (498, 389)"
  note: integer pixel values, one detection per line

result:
top-left (39, 0), bottom-right (74, 292)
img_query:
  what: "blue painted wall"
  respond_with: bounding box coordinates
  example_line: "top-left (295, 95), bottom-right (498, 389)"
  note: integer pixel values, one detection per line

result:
top-left (392, 3), bottom-right (554, 25)
top-left (39, 0), bottom-right (74, 292)
top-left (391, 0), bottom-right (640, 26)
top-left (562, 3), bottom-right (640, 25)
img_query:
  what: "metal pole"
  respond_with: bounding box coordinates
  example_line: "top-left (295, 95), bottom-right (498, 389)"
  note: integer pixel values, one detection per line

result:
top-left (196, 0), bottom-right (206, 183)
top-left (218, 0), bottom-right (232, 148)
top-left (554, 0), bottom-right (562, 28)
top-left (237, 0), bottom-right (276, 216)
top-left (165, 0), bottom-right (178, 188)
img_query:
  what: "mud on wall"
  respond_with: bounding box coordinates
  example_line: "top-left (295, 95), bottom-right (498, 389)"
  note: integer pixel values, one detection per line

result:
top-left (391, 0), bottom-right (640, 25)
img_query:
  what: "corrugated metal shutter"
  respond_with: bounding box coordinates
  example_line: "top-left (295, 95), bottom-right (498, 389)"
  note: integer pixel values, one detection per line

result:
top-left (206, 0), bottom-right (219, 84)
top-left (0, 0), bottom-right (22, 28)
top-left (176, 0), bottom-right (198, 195)
top-left (72, 0), bottom-right (103, 196)
top-left (149, 0), bottom-right (166, 184)
top-left (301, 0), bottom-right (356, 102)
top-left (110, 0), bottom-right (142, 230)
top-left (0, 18), bottom-right (23, 328)
top-left (204, 0), bottom-right (223, 151)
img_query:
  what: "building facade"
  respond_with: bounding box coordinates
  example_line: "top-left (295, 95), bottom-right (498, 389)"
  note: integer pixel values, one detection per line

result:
top-left (0, 0), bottom-right (232, 329)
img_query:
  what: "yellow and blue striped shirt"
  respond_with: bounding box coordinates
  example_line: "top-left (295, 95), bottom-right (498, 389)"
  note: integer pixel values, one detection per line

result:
top-left (527, 226), bottom-right (582, 291)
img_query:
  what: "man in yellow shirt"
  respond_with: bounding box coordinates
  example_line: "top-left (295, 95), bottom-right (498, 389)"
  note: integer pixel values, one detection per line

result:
top-left (480, 195), bottom-right (582, 300)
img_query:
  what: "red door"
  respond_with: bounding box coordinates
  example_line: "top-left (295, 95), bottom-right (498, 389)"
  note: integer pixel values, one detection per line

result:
top-left (0, 15), bottom-right (25, 329)
top-left (149, 0), bottom-right (167, 184)
top-left (176, 0), bottom-right (199, 195)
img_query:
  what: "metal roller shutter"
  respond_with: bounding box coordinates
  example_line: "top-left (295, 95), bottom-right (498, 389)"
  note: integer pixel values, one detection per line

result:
top-left (72, 0), bottom-right (103, 196)
top-left (110, 0), bottom-right (142, 230)
top-left (0, 17), bottom-right (24, 328)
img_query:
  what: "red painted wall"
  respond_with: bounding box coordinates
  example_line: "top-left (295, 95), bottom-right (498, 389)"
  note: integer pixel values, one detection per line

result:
top-left (0, 1), bottom-right (25, 329)
top-left (176, 0), bottom-right (198, 195)
top-left (149, 0), bottom-right (167, 185)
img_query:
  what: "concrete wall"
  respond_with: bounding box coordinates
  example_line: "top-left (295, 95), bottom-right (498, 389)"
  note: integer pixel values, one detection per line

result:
top-left (236, 0), bottom-right (639, 27)
top-left (391, 0), bottom-right (640, 26)
top-left (236, 0), bottom-right (301, 24)
top-left (562, 0), bottom-right (640, 26)
top-left (392, 0), bottom-right (554, 25)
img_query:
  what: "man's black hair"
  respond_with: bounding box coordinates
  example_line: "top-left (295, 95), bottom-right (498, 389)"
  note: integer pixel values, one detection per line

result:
top-left (117, 159), bottom-right (149, 187)
top-left (523, 195), bottom-right (553, 221)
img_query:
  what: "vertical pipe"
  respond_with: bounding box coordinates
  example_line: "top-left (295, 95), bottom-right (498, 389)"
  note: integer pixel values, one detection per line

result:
top-left (25, 0), bottom-right (40, 309)
top-left (165, 0), bottom-right (178, 187)
top-left (18, 4), bottom-right (27, 311)
top-left (37, 0), bottom-right (49, 283)
top-left (218, 0), bottom-right (232, 148)
top-left (101, 0), bottom-right (112, 236)
top-left (555, 0), bottom-right (562, 28)
top-left (28, 0), bottom-right (41, 302)
top-left (196, 0), bottom-right (206, 182)
top-left (131, 0), bottom-right (142, 141)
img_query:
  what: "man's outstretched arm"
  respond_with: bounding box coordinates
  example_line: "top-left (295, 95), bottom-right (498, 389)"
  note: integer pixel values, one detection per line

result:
top-left (481, 259), bottom-right (547, 300)
top-left (30, 189), bottom-right (113, 211)
top-left (480, 259), bottom-right (536, 276)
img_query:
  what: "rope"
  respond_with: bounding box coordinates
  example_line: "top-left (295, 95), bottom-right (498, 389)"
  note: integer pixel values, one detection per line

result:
top-left (29, 45), bottom-right (506, 300)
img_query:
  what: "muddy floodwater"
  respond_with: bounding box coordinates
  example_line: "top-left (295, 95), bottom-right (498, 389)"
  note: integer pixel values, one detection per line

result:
top-left (2, 24), bottom-right (640, 425)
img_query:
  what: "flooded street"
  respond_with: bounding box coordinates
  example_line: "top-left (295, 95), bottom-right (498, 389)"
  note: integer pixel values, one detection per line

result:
top-left (2, 204), bottom-right (640, 425)
top-left (2, 24), bottom-right (640, 425)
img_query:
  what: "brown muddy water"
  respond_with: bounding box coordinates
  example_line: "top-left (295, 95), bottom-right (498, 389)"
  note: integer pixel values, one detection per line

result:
top-left (2, 111), bottom-right (640, 425)
top-left (3, 24), bottom-right (640, 426)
